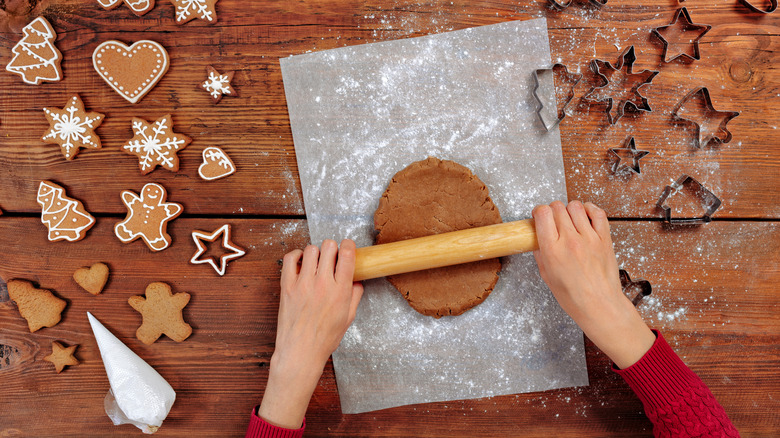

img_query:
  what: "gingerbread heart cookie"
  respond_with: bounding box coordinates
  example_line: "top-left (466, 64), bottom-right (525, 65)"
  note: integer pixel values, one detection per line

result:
top-left (73, 262), bottom-right (110, 295)
top-left (6, 17), bottom-right (63, 85)
top-left (93, 40), bottom-right (169, 104)
top-left (97, 0), bottom-right (155, 17)
top-left (115, 183), bottom-right (182, 251)
top-left (198, 147), bottom-right (235, 180)
top-left (37, 181), bottom-right (95, 242)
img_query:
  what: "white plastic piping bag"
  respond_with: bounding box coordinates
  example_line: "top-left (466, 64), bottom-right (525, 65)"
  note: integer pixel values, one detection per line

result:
top-left (87, 312), bottom-right (176, 434)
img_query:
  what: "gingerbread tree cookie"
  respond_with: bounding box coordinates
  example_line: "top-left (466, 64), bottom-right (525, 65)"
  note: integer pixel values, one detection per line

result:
top-left (128, 282), bottom-right (192, 344)
top-left (201, 66), bottom-right (236, 103)
top-left (122, 114), bottom-right (191, 174)
top-left (44, 341), bottom-right (79, 373)
top-left (97, 0), bottom-right (156, 16)
top-left (37, 181), bottom-right (95, 242)
top-left (115, 183), bottom-right (182, 251)
top-left (42, 95), bottom-right (105, 160)
top-left (172, 0), bottom-right (219, 24)
top-left (6, 17), bottom-right (63, 85)
top-left (7, 279), bottom-right (67, 332)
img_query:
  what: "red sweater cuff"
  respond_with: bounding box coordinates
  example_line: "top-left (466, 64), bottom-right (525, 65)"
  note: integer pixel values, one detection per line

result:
top-left (245, 406), bottom-right (305, 438)
top-left (613, 330), bottom-right (701, 408)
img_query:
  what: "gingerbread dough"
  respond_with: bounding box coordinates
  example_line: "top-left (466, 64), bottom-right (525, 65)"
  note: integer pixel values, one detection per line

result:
top-left (374, 157), bottom-right (503, 318)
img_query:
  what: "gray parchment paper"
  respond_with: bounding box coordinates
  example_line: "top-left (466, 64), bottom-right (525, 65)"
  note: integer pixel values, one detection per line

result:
top-left (280, 18), bottom-right (588, 414)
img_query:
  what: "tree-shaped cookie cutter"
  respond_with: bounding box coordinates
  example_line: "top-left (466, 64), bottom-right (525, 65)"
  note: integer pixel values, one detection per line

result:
top-left (584, 46), bottom-right (659, 125)
top-left (532, 64), bottom-right (582, 131)
top-left (549, 0), bottom-right (607, 10)
top-left (672, 87), bottom-right (739, 148)
top-left (619, 269), bottom-right (652, 306)
top-left (740, 0), bottom-right (777, 13)
top-left (656, 174), bottom-right (722, 224)
top-left (652, 7), bottom-right (712, 62)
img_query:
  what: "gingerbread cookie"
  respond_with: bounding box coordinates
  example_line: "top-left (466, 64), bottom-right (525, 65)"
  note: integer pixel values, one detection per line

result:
top-left (6, 17), bottom-right (63, 85)
top-left (115, 183), bottom-right (182, 251)
top-left (44, 341), bottom-right (79, 373)
top-left (37, 181), bottom-right (96, 242)
top-left (198, 146), bottom-right (235, 180)
top-left (7, 279), bottom-right (67, 332)
top-left (73, 262), bottom-right (110, 295)
top-left (122, 114), bottom-right (191, 174)
top-left (201, 66), bottom-right (236, 103)
top-left (172, 0), bottom-right (218, 24)
top-left (128, 282), bottom-right (192, 344)
top-left (97, 0), bottom-right (156, 17)
top-left (42, 95), bottom-right (105, 160)
top-left (92, 40), bottom-right (169, 104)
top-left (190, 224), bottom-right (246, 276)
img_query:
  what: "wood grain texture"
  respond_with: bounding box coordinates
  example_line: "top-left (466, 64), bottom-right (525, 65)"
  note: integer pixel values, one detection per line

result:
top-left (0, 219), bottom-right (778, 437)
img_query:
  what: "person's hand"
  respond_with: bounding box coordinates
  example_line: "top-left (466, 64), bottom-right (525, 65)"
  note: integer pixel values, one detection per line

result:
top-left (258, 239), bottom-right (364, 429)
top-left (532, 201), bottom-right (655, 369)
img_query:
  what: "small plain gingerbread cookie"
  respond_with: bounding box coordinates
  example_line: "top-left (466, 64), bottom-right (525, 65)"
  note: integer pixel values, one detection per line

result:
top-left (96, 0), bottom-right (155, 17)
top-left (37, 181), bottom-right (96, 242)
top-left (7, 279), bottom-right (67, 332)
top-left (128, 282), bottom-right (192, 345)
top-left (115, 183), bottom-right (182, 251)
top-left (6, 17), bottom-right (63, 85)
top-left (122, 114), bottom-right (191, 174)
top-left (44, 341), bottom-right (79, 373)
top-left (92, 39), bottom-right (169, 104)
top-left (73, 262), bottom-right (110, 295)
top-left (201, 66), bottom-right (236, 103)
top-left (172, 0), bottom-right (218, 24)
top-left (42, 95), bottom-right (105, 160)
top-left (198, 146), bottom-right (235, 180)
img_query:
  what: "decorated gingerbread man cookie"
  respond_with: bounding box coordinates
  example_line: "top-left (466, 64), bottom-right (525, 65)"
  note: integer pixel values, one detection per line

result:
top-left (115, 183), bottom-right (182, 251)
top-left (37, 181), bottom-right (95, 242)
top-left (92, 40), bottom-right (169, 104)
top-left (171, 0), bottom-right (219, 24)
top-left (128, 282), bottom-right (192, 344)
top-left (6, 17), bottom-right (63, 85)
top-left (42, 95), bottom-right (105, 160)
top-left (122, 114), bottom-right (191, 174)
top-left (97, 0), bottom-right (155, 17)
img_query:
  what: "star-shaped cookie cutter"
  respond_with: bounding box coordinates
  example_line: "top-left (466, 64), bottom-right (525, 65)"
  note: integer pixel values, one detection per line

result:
top-left (190, 224), bottom-right (246, 276)
top-left (672, 87), bottom-right (739, 148)
top-left (656, 174), bottom-right (722, 224)
top-left (532, 63), bottom-right (582, 131)
top-left (584, 46), bottom-right (659, 125)
top-left (652, 7), bottom-right (712, 62)
top-left (548, 0), bottom-right (607, 10)
top-left (608, 136), bottom-right (649, 175)
top-left (740, 0), bottom-right (777, 13)
top-left (619, 269), bottom-right (652, 306)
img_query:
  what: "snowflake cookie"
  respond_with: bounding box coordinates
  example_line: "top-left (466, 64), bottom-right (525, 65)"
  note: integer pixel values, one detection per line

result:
top-left (198, 146), bottom-right (235, 180)
top-left (6, 17), bottom-right (63, 85)
top-left (97, 0), bottom-right (156, 17)
top-left (115, 183), bottom-right (182, 251)
top-left (37, 181), bottom-right (96, 242)
top-left (171, 0), bottom-right (219, 24)
top-left (122, 114), bottom-right (191, 174)
top-left (42, 95), bottom-right (105, 160)
top-left (201, 66), bottom-right (236, 103)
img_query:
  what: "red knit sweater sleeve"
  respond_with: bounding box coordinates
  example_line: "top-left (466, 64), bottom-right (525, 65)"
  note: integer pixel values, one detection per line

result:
top-left (614, 330), bottom-right (740, 438)
top-left (245, 407), bottom-right (305, 438)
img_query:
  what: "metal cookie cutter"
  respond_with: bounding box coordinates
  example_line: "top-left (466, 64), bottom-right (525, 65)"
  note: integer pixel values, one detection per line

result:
top-left (584, 46), bottom-right (659, 125)
top-left (740, 0), bottom-right (777, 13)
top-left (619, 269), bottom-right (652, 306)
top-left (656, 174), bottom-right (722, 224)
top-left (549, 0), bottom-right (607, 10)
top-left (672, 87), bottom-right (740, 148)
top-left (608, 136), bottom-right (649, 175)
top-left (532, 64), bottom-right (582, 131)
top-left (652, 7), bottom-right (712, 62)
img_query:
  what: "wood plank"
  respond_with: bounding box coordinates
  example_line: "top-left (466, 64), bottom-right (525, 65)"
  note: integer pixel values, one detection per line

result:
top-left (0, 1), bottom-right (777, 218)
top-left (1, 218), bottom-right (777, 436)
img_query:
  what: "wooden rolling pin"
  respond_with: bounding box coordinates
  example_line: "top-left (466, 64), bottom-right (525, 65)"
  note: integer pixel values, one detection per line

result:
top-left (353, 219), bottom-right (538, 281)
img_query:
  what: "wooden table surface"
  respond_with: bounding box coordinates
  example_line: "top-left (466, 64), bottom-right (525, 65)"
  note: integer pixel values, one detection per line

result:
top-left (1, 1), bottom-right (778, 436)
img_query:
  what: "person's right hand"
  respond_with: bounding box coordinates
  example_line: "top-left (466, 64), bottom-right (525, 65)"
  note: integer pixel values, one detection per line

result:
top-left (532, 201), bottom-right (655, 369)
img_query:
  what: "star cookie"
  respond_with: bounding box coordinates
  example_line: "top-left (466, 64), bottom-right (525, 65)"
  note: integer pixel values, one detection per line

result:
top-left (44, 341), bottom-right (79, 373)
top-left (171, 0), bottom-right (219, 24)
top-left (190, 224), bottom-right (246, 276)
top-left (128, 282), bottom-right (192, 344)
top-left (122, 114), bottom-right (191, 174)
top-left (201, 66), bottom-right (236, 103)
top-left (42, 95), bottom-right (105, 160)
top-left (115, 183), bottom-right (183, 251)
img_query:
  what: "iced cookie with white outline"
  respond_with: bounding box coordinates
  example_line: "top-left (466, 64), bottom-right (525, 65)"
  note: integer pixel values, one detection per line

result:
top-left (190, 224), bottom-right (245, 276)
top-left (201, 66), bottom-right (236, 103)
top-left (115, 183), bottom-right (182, 251)
top-left (172, 0), bottom-right (218, 24)
top-left (198, 146), bottom-right (235, 180)
top-left (42, 95), bottom-right (105, 160)
top-left (37, 181), bottom-right (95, 242)
top-left (93, 40), bottom-right (169, 104)
top-left (122, 114), bottom-right (191, 174)
top-left (97, 0), bottom-right (156, 17)
top-left (6, 17), bottom-right (63, 85)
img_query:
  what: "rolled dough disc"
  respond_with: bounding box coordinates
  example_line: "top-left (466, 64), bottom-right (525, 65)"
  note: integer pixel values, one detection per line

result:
top-left (374, 157), bottom-right (503, 318)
